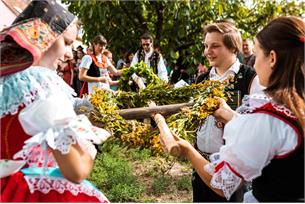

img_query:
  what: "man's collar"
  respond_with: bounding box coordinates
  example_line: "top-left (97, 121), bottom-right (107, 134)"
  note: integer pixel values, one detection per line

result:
top-left (144, 48), bottom-right (153, 56)
top-left (210, 59), bottom-right (241, 78)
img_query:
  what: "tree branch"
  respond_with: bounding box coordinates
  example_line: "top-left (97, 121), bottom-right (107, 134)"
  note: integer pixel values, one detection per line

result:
top-left (154, 2), bottom-right (164, 45)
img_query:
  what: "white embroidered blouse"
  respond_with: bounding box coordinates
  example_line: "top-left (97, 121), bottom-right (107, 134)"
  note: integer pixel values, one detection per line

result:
top-left (204, 93), bottom-right (300, 201)
top-left (0, 66), bottom-right (110, 201)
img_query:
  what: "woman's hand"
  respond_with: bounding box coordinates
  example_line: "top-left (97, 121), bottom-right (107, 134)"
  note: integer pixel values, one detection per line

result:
top-left (171, 131), bottom-right (194, 158)
top-left (214, 97), bottom-right (237, 124)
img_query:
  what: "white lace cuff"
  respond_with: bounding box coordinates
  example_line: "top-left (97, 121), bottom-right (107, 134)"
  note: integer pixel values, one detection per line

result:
top-left (204, 161), bottom-right (242, 200)
top-left (14, 114), bottom-right (111, 162)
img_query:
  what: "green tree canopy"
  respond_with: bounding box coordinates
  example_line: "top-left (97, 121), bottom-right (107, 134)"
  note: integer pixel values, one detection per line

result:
top-left (64, 0), bottom-right (304, 75)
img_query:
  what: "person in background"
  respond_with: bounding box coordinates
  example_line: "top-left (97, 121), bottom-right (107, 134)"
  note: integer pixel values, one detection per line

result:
top-left (76, 45), bottom-right (84, 53)
top-left (178, 68), bottom-right (191, 84)
top-left (125, 50), bottom-right (134, 68)
top-left (116, 48), bottom-right (127, 69)
top-left (197, 63), bottom-right (208, 75)
top-left (103, 49), bottom-right (114, 67)
top-left (0, 0), bottom-right (110, 202)
top-left (103, 49), bottom-right (119, 90)
top-left (73, 48), bottom-right (85, 96)
top-left (242, 38), bottom-right (256, 67)
top-left (58, 59), bottom-right (74, 87)
top-left (78, 35), bottom-right (122, 96)
top-left (193, 20), bottom-right (262, 202)
top-left (86, 45), bottom-right (93, 55)
top-left (195, 62), bottom-right (208, 82)
top-left (130, 32), bottom-right (168, 82)
top-left (169, 16), bottom-right (304, 202)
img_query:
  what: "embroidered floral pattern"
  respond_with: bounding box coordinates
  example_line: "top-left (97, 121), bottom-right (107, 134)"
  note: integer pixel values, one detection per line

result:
top-left (24, 175), bottom-right (109, 203)
top-left (236, 93), bottom-right (296, 119)
top-left (1, 66), bottom-right (76, 117)
top-left (14, 114), bottom-right (111, 167)
top-left (14, 145), bottom-right (57, 168)
top-left (236, 93), bottom-right (271, 114)
top-left (16, 19), bottom-right (58, 52)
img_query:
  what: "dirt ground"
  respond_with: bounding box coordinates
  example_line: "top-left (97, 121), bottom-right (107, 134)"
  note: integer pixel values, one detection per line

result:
top-left (133, 158), bottom-right (193, 202)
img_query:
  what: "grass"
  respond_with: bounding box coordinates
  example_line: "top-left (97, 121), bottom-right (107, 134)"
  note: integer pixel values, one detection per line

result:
top-left (151, 175), bottom-right (171, 195)
top-left (88, 139), bottom-right (193, 202)
top-left (176, 175), bottom-right (192, 191)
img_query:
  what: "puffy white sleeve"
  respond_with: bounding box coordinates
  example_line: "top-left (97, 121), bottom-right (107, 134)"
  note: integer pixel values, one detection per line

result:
top-left (205, 113), bottom-right (299, 200)
top-left (157, 56), bottom-right (169, 82)
top-left (79, 55), bottom-right (92, 70)
top-left (15, 91), bottom-right (111, 163)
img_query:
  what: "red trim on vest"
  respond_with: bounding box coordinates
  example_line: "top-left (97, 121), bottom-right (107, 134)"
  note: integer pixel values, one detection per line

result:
top-left (214, 161), bottom-right (243, 178)
top-left (253, 103), bottom-right (303, 159)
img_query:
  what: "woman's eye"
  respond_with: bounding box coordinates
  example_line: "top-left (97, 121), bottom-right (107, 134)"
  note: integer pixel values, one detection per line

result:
top-left (65, 39), bottom-right (73, 46)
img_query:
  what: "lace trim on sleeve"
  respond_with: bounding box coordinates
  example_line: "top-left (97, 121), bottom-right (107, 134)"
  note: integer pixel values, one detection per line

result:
top-left (204, 160), bottom-right (242, 200)
top-left (13, 145), bottom-right (57, 168)
top-left (14, 114), bottom-right (111, 166)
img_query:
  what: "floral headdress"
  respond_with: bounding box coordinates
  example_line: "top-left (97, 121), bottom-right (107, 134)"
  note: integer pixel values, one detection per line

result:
top-left (0, 0), bottom-right (75, 76)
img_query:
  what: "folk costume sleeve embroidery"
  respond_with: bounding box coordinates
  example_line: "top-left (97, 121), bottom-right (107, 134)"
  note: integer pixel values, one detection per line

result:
top-left (0, 66), bottom-right (110, 202)
top-left (203, 93), bottom-right (303, 201)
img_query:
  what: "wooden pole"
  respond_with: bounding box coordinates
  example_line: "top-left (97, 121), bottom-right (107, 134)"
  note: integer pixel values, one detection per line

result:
top-left (117, 102), bottom-right (191, 119)
top-left (133, 75), bottom-right (181, 156)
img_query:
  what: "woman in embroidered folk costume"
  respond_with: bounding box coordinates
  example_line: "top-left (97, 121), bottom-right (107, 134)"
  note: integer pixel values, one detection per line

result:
top-left (78, 35), bottom-right (122, 97)
top-left (168, 16), bottom-right (304, 202)
top-left (0, 0), bottom-right (110, 202)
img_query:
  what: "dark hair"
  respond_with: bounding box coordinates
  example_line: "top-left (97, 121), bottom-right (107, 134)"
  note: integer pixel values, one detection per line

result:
top-left (140, 32), bottom-right (153, 43)
top-left (204, 21), bottom-right (242, 54)
top-left (125, 50), bottom-right (134, 63)
top-left (92, 35), bottom-right (107, 46)
top-left (256, 16), bottom-right (305, 131)
top-left (91, 35), bottom-right (107, 56)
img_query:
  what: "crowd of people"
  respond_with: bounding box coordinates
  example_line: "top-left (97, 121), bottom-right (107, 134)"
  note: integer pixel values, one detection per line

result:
top-left (0, 0), bottom-right (304, 203)
top-left (54, 19), bottom-right (259, 94)
top-left (57, 33), bottom-right (258, 94)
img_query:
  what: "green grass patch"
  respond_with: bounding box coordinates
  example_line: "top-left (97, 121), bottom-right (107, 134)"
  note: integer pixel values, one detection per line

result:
top-left (176, 175), bottom-right (192, 191)
top-left (128, 147), bottom-right (152, 161)
top-left (151, 175), bottom-right (172, 195)
top-left (89, 142), bottom-right (144, 202)
top-left (89, 140), bottom-right (192, 202)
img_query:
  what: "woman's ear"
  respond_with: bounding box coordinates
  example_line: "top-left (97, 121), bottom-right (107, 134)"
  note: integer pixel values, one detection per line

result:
top-left (269, 50), bottom-right (277, 69)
